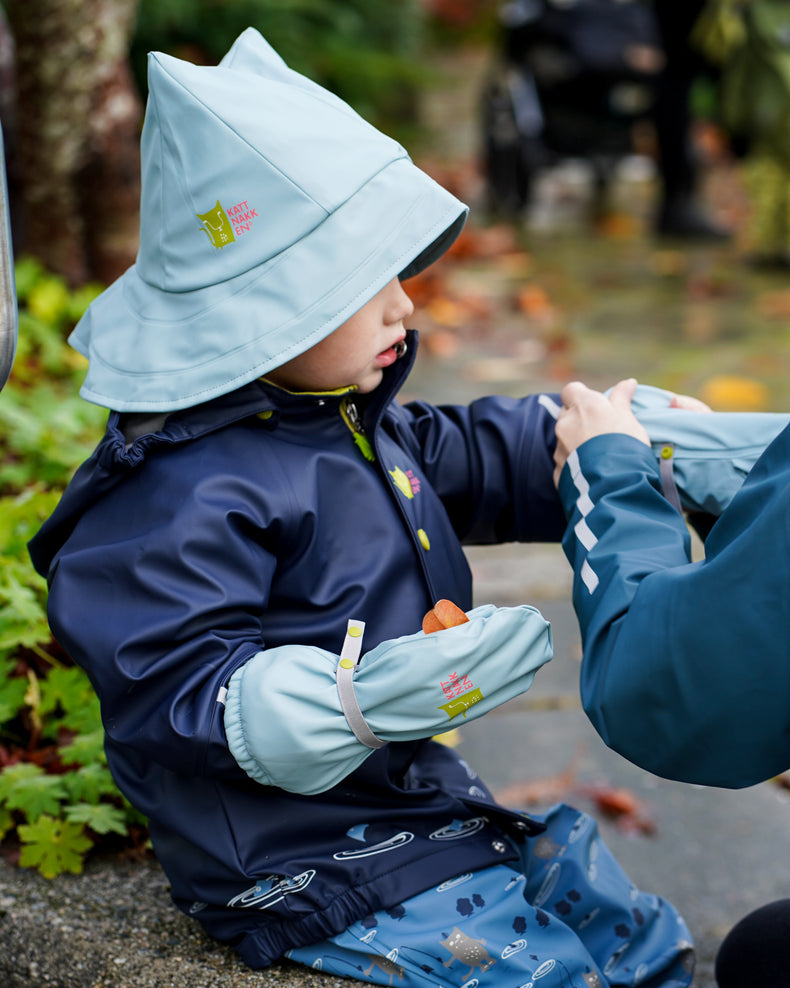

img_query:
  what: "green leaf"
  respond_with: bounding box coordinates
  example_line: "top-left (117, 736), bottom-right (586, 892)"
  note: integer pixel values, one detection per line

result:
top-left (0, 671), bottom-right (28, 725)
top-left (28, 276), bottom-right (71, 327)
top-left (65, 283), bottom-right (104, 322)
top-left (18, 815), bottom-right (93, 878)
top-left (59, 730), bottom-right (107, 767)
top-left (0, 763), bottom-right (68, 819)
top-left (62, 763), bottom-right (117, 804)
top-left (13, 255), bottom-right (47, 301)
top-left (0, 487), bottom-right (64, 555)
top-left (64, 802), bottom-right (129, 836)
top-left (38, 666), bottom-right (101, 733)
top-left (0, 558), bottom-right (50, 651)
top-left (0, 490), bottom-right (61, 660)
top-left (57, 691), bottom-right (102, 735)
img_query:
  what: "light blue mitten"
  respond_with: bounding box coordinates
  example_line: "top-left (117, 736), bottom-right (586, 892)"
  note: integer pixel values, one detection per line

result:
top-left (628, 384), bottom-right (790, 515)
top-left (224, 603), bottom-right (552, 795)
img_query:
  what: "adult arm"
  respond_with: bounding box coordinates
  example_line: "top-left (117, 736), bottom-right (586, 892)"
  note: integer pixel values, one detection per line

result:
top-left (556, 383), bottom-right (790, 788)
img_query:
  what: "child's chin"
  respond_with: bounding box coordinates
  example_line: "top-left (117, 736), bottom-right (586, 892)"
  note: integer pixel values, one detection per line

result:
top-left (355, 371), bottom-right (384, 394)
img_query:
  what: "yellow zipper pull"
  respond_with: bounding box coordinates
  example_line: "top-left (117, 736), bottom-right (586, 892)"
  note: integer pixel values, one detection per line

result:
top-left (340, 397), bottom-right (375, 462)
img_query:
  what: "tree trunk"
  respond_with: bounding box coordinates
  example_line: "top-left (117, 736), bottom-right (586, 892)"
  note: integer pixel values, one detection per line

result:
top-left (5, 0), bottom-right (142, 287)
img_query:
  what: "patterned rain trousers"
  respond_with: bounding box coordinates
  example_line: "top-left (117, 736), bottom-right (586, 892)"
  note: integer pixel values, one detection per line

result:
top-left (288, 803), bottom-right (694, 988)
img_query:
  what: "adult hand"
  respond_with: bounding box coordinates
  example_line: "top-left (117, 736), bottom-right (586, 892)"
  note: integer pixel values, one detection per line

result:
top-left (669, 392), bottom-right (712, 412)
top-left (553, 378), bottom-right (650, 487)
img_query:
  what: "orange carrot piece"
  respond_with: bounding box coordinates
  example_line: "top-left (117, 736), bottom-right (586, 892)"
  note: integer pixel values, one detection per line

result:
top-left (422, 599), bottom-right (469, 634)
top-left (433, 599), bottom-right (469, 629)
top-left (422, 610), bottom-right (445, 634)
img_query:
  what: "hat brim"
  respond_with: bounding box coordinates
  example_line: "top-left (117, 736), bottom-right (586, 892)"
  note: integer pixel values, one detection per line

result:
top-left (70, 156), bottom-right (467, 412)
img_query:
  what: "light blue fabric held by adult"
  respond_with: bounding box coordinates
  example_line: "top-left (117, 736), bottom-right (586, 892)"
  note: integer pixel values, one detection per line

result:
top-left (627, 384), bottom-right (790, 514)
top-left (68, 28), bottom-right (467, 412)
top-left (224, 604), bottom-right (552, 795)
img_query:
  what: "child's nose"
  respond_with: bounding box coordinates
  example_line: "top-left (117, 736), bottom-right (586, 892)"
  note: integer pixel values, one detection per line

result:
top-left (389, 278), bottom-right (415, 322)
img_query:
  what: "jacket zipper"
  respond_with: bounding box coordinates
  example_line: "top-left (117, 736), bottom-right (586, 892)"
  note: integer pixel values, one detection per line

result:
top-left (340, 396), bottom-right (375, 462)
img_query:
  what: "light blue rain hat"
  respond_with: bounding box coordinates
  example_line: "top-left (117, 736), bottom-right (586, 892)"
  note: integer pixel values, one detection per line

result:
top-left (69, 28), bottom-right (468, 411)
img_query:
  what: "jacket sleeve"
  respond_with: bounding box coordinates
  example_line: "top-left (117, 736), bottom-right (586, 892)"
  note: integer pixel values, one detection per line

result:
top-left (43, 461), bottom-right (281, 783)
top-left (224, 604), bottom-right (552, 795)
top-left (558, 428), bottom-right (790, 789)
top-left (396, 392), bottom-right (567, 544)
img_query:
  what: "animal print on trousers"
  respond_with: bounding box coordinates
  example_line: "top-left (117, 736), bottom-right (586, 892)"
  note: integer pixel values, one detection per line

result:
top-left (288, 803), bottom-right (695, 988)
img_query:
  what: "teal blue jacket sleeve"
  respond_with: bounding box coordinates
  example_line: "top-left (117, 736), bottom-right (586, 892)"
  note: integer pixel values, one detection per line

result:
top-left (558, 426), bottom-right (790, 789)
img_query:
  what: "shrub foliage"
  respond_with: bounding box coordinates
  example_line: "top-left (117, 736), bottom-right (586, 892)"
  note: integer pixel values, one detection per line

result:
top-left (0, 257), bottom-right (148, 877)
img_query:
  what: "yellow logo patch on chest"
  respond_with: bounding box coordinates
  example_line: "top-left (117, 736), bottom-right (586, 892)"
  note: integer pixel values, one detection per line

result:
top-left (389, 466), bottom-right (420, 499)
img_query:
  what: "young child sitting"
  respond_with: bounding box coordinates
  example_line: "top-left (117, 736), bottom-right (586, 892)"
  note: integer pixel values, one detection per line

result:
top-left (29, 28), bottom-right (694, 988)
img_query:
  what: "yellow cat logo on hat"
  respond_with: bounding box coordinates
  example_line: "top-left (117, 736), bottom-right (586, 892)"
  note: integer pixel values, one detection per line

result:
top-left (197, 200), bottom-right (236, 249)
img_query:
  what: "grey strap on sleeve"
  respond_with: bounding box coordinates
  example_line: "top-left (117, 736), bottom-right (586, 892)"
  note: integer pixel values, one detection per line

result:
top-left (658, 443), bottom-right (683, 513)
top-left (336, 620), bottom-right (386, 749)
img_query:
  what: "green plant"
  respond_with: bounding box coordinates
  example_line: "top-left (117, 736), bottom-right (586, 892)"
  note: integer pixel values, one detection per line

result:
top-left (0, 258), bottom-right (148, 877)
top-left (132, 0), bottom-right (430, 135)
top-left (1, 258), bottom-right (107, 494)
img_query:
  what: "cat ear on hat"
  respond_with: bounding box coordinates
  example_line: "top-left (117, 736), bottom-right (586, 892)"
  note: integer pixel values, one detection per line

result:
top-left (219, 27), bottom-right (359, 118)
top-left (219, 27), bottom-right (289, 76)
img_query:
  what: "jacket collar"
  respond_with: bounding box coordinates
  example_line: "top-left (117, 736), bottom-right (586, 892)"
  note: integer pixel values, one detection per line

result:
top-left (116, 328), bottom-right (418, 448)
top-left (27, 331), bottom-right (419, 580)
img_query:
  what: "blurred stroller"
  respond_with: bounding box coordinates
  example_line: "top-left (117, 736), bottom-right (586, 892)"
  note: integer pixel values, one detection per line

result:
top-left (481, 0), bottom-right (663, 215)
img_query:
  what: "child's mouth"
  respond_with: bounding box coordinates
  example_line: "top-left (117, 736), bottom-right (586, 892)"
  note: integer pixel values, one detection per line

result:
top-left (376, 346), bottom-right (399, 367)
top-left (376, 340), bottom-right (407, 367)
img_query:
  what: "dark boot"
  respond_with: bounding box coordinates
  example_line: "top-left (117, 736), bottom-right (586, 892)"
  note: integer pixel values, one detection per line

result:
top-left (655, 195), bottom-right (731, 240)
top-left (715, 899), bottom-right (790, 988)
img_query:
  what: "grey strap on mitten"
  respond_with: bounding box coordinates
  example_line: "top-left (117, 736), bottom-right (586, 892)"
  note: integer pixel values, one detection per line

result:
top-left (335, 620), bottom-right (386, 750)
top-left (658, 443), bottom-right (683, 513)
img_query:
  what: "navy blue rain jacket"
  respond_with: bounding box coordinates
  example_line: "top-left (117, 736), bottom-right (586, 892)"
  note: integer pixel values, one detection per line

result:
top-left (29, 334), bottom-right (566, 968)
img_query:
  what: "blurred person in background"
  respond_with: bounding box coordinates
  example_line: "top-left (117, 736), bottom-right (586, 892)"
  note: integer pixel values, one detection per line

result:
top-left (652, 0), bottom-right (730, 238)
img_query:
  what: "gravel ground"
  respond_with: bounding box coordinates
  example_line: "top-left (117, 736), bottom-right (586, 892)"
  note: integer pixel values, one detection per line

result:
top-left (0, 853), bottom-right (345, 988)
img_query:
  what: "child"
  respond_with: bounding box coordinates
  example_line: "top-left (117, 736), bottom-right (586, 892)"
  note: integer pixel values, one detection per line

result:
top-left (29, 29), bottom-right (694, 987)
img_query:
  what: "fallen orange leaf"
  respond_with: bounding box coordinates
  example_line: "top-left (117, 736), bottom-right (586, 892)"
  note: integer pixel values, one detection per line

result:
top-left (421, 329), bottom-right (460, 358)
top-left (494, 750), bottom-right (582, 807)
top-left (426, 297), bottom-right (468, 327)
top-left (772, 771), bottom-right (790, 791)
top-left (698, 375), bottom-right (770, 411)
top-left (584, 785), bottom-right (639, 816)
top-left (579, 783), bottom-right (658, 836)
top-left (757, 289), bottom-right (790, 319)
top-left (406, 269), bottom-right (446, 307)
top-left (446, 224), bottom-right (521, 260)
top-left (515, 284), bottom-right (555, 320)
top-left (595, 212), bottom-right (640, 240)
